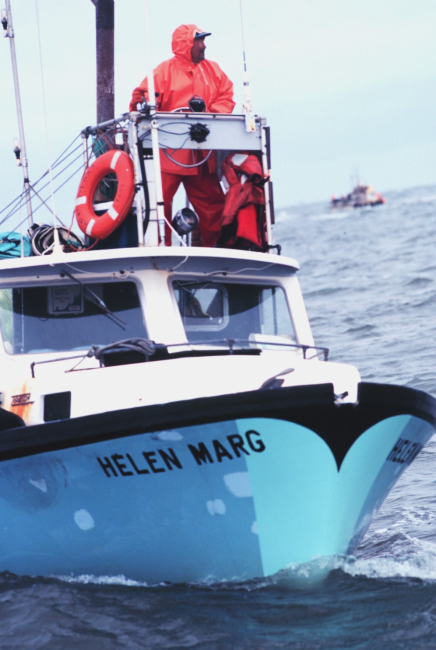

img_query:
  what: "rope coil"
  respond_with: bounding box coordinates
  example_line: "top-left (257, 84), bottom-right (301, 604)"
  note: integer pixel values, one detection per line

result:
top-left (28, 224), bottom-right (83, 255)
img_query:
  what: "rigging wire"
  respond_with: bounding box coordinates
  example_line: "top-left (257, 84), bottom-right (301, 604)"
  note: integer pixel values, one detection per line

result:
top-left (33, 140), bottom-right (83, 185)
top-left (32, 149), bottom-right (87, 197)
top-left (0, 137), bottom-right (91, 228)
top-left (28, 186), bottom-right (67, 227)
top-left (0, 161), bottom-right (85, 229)
top-left (5, 209), bottom-right (30, 238)
top-left (0, 192), bottom-right (25, 219)
top-left (48, 135), bottom-right (83, 169)
top-left (0, 189), bottom-right (28, 228)
top-left (0, 136), bottom-right (84, 221)
top-left (34, 0), bottom-right (61, 251)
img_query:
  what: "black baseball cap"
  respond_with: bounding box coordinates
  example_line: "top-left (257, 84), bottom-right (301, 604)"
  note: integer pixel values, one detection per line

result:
top-left (194, 31), bottom-right (211, 39)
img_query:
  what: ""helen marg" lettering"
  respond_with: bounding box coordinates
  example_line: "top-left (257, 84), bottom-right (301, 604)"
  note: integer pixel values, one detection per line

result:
top-left (97, 430), bottom-right (266, 478)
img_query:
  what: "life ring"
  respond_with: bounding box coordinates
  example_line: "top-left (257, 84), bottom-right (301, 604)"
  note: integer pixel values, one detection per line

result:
top-left (75, 150), bottom-right (135, 240)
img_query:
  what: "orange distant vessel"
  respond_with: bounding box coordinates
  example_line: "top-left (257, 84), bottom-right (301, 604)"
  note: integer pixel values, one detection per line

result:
top-left (331, 184), bottom-right (386, 210)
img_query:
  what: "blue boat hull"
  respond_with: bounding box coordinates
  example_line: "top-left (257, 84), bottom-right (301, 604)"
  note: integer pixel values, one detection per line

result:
top-left (0, 383), bottom-right (434, 582)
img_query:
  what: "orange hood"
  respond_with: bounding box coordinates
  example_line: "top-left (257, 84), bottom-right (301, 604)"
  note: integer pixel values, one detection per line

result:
top-left (171, 24), bottom-right (207, 64)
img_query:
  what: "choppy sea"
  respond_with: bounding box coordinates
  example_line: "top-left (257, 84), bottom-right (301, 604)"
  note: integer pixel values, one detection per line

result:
top-left (2, 184), bottom-right (436, 649)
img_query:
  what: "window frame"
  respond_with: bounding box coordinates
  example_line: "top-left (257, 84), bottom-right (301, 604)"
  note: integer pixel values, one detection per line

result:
top-left (0, 277), bottom-right (146, 356)
top-left (171, 277), bottom-right (295, 344)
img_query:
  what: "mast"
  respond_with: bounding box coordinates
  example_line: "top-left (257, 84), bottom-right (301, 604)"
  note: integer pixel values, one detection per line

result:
top-left (1, 0), bottom-right (33, 225)
top-left (91, 0), bottom-right (115, 124)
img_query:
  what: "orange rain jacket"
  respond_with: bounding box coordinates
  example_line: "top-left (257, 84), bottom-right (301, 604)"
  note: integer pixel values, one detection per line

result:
top-left (129, 24), bottom-right (235, 175)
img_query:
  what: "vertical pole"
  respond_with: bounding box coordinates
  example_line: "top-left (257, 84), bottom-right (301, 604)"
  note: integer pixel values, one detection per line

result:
top-left (94, 0), bottom-right (114, 124)
top-left (143, 0), bottom-right (165, 245)
top-left (260, 118), bottom-right (273, 246)
top-left (129, 117), bottom-right (145, 247)
top-left (2, 0), bottom-right (33, 225)
top-left (81, 133), bottom-right (89, 168)
top-left (150, 118), bottom-right (165, 245)
top-left (143, 0), bottom-right (155, 111)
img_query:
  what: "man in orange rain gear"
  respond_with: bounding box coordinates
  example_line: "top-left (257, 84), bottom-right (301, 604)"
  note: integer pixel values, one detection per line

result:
top-left (129, 24), bottom-right (235, 247)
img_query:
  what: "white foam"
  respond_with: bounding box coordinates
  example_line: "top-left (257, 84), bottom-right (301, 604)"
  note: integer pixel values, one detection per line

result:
top-left (57, 574), bottom-right (148, 587)
top-left (300, 535), bottom-right (436, 582)
top-left (341, 547), bottom-right (436, 581)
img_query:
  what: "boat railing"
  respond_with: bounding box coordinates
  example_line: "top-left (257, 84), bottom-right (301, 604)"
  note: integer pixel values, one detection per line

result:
top-left (166, 338), bottom-right (329, 360)
top-left (80, 109), bottom-right (275, 252)
top-left (29, 337), bottom-right (328, 377)
top-left (1, 109), bottom-right (276, 258)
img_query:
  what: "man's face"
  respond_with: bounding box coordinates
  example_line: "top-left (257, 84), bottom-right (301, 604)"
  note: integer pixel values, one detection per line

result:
top-left (191, 37), bottom-right (206, 64)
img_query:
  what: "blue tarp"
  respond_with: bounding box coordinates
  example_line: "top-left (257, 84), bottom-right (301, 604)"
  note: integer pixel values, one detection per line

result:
top-left (0, 232), bottom-right (32, 259)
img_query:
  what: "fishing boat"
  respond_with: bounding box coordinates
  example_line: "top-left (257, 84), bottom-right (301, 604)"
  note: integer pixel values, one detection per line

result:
top-left (331, 184), bottom-right (386, 210)
top-left (0, 6), bottom-right (435, 584)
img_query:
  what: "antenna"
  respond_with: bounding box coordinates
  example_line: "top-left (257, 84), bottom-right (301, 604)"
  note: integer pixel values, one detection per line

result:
top-left (142, 0), bottom-right (165, 246)
top-left (2, 0), bottom-right (33, 225)
top-left (143, 0), bottom-right (156, 112)
top-left (239, 0), bottom-right (255, 132)
top-left (34, 0), bottom-right (62, 253)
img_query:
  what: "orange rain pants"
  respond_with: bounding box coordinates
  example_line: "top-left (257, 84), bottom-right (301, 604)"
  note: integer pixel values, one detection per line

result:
top-left (162, 166), bottom-right (225, 247)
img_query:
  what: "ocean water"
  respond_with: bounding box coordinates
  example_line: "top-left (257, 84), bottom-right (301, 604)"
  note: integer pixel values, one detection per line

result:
top-left (2, 184), bottom-right (436, 649)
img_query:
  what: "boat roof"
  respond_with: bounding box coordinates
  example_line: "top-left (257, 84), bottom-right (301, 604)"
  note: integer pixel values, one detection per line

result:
top-left (0, 246), bottom-right (299, 281)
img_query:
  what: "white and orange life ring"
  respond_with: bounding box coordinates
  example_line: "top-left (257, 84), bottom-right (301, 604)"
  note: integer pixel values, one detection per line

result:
top-left (75, 150), bottom-right (135, 240)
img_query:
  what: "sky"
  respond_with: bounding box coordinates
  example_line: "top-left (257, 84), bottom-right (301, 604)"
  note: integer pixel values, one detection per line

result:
top-left (0, 0), bottom-right (435, 230)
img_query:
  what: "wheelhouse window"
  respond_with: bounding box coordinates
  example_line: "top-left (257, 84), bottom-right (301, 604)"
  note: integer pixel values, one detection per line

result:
top-left (0, 280), bottom-right (146, 355)
top-left (173, 280), bottom-right (295, 347)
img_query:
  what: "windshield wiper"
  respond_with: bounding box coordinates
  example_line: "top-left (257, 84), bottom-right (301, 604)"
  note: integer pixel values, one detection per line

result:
top-left (60, 269), bottom-right (126, 329)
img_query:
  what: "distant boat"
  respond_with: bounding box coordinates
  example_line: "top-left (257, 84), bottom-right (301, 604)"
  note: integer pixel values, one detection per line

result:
top-left (331, 184), bottom-right (386, 210)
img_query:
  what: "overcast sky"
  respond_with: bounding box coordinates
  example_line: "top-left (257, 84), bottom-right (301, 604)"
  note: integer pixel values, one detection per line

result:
top-left (0, 0), bottom-right (435, 226)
